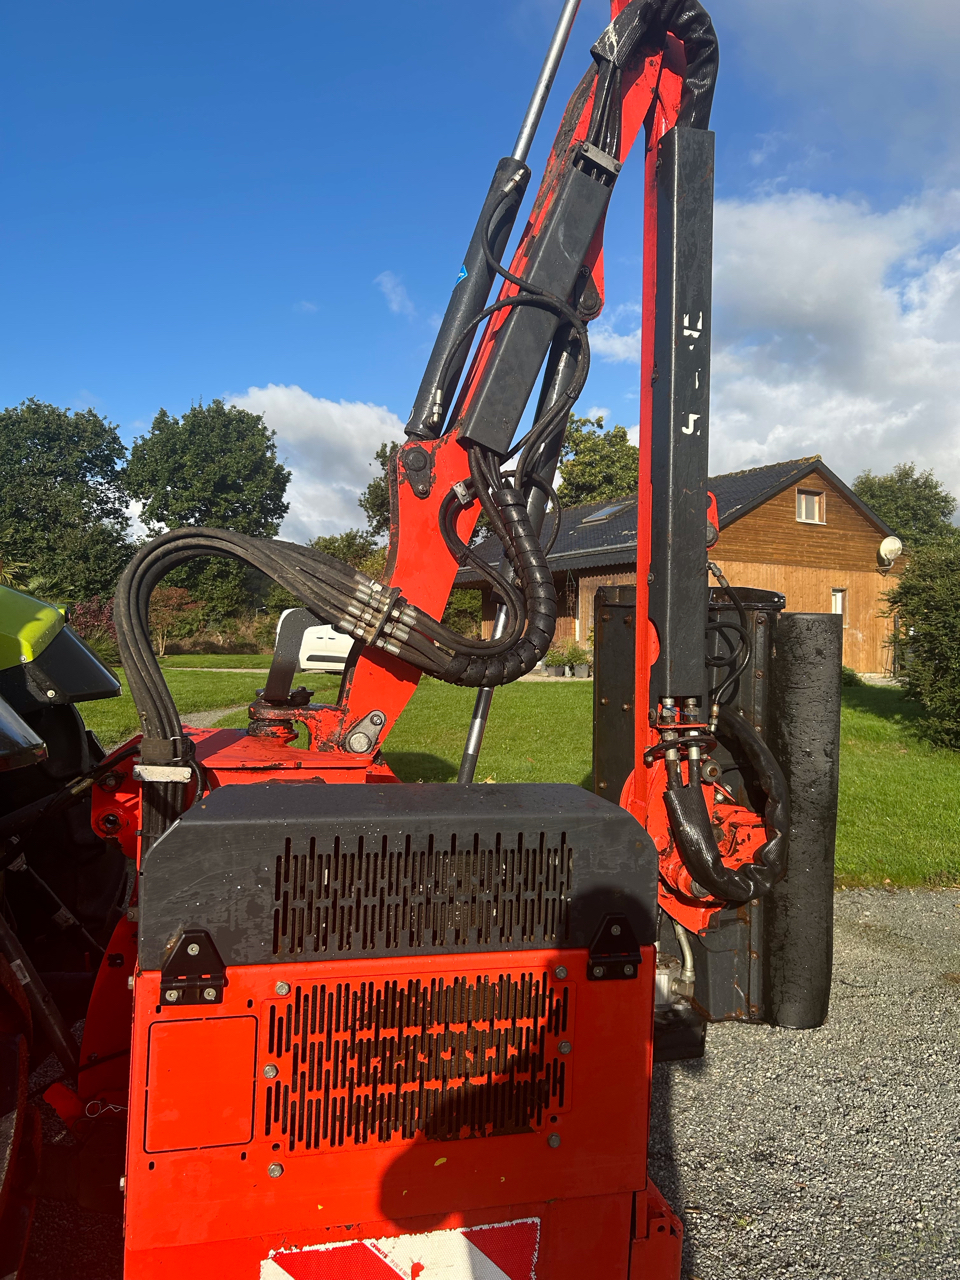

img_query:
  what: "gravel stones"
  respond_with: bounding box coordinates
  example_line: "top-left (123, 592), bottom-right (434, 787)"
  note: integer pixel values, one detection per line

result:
top-left (649, 888), bottom-right (960, 1279)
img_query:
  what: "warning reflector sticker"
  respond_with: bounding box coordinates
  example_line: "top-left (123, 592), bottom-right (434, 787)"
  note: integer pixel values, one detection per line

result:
top-left (262, 1217), bottom-right (540, 1280)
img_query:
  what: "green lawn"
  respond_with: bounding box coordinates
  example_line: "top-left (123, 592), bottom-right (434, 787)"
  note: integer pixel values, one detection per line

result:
top-left (78, 670), bottom-right (274, 745)
top-left (836, 685), bottom-right (960, 888)
top-left (80, 670), bottom-right (960, 888)
top-left (159, 654), bottom-right (271, 669)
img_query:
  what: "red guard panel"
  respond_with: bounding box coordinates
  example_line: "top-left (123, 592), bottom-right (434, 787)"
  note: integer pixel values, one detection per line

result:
top-left (123, 949), bottom-right (657, 1278)
top-left (144, 1016), bottom-right (257, 1152)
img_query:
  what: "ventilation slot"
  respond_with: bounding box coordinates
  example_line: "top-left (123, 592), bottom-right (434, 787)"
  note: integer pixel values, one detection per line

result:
top-left (272, 830), bottom-right (573, 957)
top-left (261, 971), bottom-right (572, 1153)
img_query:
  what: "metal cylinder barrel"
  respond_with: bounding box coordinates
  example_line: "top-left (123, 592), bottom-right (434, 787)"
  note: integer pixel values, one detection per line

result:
top-left (766, 612), bottom-right (843, 1029)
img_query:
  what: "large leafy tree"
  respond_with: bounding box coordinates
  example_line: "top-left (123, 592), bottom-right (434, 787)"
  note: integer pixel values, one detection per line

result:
top-left (556, 415), bottom-right (638, 507)
top-left (126, 400), bottom-right (290, 619)
top-left (852, 462), bottom-right (959, 550)
top-left (0, 400), bottom-right (130, 599)
top-left (127, 400), bottom-right (289, 534)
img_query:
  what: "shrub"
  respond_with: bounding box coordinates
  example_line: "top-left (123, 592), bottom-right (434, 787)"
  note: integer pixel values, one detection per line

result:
top-left (543, 648), bottom-right (567, 668)
top-left (442, 588), bottom-right (481, 639)
top-left (69, 596), bottom-right (120, 666)
top-left (563, 642), bottom-right (590, 667)
top-left (885, 541), bottom-right (960, 748)
top-left (148, 586), bottom-right (203, 657)
top-left (841, 666), bottom-right (864, 687)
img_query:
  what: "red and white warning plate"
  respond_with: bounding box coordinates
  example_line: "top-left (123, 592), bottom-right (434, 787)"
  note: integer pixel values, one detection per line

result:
top-left (262, 1218), bottom-right (540, 1280)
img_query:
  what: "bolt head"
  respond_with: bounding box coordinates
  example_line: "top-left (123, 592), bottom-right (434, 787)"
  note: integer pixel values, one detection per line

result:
top-left (592, 965), bottom-right (605, 978)
top-left (45, 689), bottom-right (57, 698)
top-left (268, 1162), bottom-right (284, 1178)
top-left (187, 943), bottom-right (200, 956)
top-left (554, 966), bottom-right (568, 980)
top-left (347, 731), bottom-right (372, 753)
top-left (370, 712), bottom-right (384, 726)
top-left (164, 989), bottom-right (179, 1002)
top-left (547, 1133), bottom-right (561, 1149)
top-left (559, 1041), bottom-right (572, 1055)
top-left (624, 964), bottom-right (635, 976)
top-left (610, 924), bottom-right (621, 937)
top-left (203, 987), bottom-right (217, 1001)
top-left (275, 981), bottom-right (291, 997)
top-left (264, 1063), bottom-right (279, 1079)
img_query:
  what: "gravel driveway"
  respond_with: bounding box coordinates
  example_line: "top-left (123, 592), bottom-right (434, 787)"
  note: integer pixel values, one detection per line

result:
top-left (22, 889), bottom-right (959, 1278)
top-left (649, 888), bottom-right (960, 1279)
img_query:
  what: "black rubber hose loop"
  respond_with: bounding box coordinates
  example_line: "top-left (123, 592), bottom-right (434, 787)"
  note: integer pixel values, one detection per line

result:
top-left (664, 707), bottom-right (790, 904)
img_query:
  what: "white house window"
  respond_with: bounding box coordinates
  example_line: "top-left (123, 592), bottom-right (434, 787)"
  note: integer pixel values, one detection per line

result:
top-left (796, 489), bottom-right (826, 523)
top-left (831, 588), bottom-right (847, 623)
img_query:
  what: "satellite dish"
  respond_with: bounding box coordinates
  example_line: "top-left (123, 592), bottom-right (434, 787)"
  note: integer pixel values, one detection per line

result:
top-left (877, 535), bottom-right (903, 567)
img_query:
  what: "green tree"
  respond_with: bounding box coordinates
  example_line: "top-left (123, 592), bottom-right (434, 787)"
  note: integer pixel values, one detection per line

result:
top-left (852, 462), bottom-right (959, 550)
top-left (886, 541), bottom-right (960, 748)
top-left (127, 401), bottom-right (289, 534)
top-left (556, 415), bottom-right (638, 507)
top-left (0, 400), bottom-right (131, 599)
top-left (126, 400), bottom-right (291, 619)
top-left (313, 528), bottom-right (380, 568)
top-left (357, 442), bottom-right (399, 537)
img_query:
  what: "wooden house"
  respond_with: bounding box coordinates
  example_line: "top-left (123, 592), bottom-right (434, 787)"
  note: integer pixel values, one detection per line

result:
top-left (456, 457), bottom-right (902, 673)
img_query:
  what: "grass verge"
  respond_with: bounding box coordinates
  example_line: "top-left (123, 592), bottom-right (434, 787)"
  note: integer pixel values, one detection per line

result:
top-left (78, 670), bottom-right (274, 746)
top-left (159, 654), bottom-right (271, 669)
top-left (218, 679), bottom-right (959, 885)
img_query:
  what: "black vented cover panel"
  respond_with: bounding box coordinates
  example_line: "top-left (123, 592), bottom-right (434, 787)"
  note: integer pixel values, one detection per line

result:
top-left (139, 782), bottom-right (657, 968)
top-left (273, 830), bottom-right (573, 957)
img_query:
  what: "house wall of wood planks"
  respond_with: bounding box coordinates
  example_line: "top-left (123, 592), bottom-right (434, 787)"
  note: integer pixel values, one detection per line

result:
top-left (709, 469), bottom-right (900, 672)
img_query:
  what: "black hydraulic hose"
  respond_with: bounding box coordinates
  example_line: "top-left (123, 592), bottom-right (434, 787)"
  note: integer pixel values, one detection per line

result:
top-left (707, 564), bottom-right (752, 709)
top-left (664, 706), bottom-right (789, 904)
top-left (591, 0), bottom-right (719, 131)
top-left (706, 619), bottom-right (751, 702)
top-left (443, 483), bottom-right (558, 687)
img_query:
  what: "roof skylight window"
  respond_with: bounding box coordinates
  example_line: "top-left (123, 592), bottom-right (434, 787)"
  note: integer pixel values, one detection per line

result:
top-left (581, 501), bottom-right (630, 525)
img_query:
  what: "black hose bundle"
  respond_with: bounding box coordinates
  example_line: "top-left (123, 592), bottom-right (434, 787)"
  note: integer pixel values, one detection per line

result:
top-left (115, 519), bottom-right (558, 748)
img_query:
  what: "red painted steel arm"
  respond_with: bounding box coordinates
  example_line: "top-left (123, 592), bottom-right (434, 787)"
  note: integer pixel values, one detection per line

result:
top-left (305, 29), bottom-right (676, 756)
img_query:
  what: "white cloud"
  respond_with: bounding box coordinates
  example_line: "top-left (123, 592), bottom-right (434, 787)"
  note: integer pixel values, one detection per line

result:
top-left (707, 187), bottom-right (960, 496)
top-left (226, 384), bottom-right (405, 544)
top-left (585, 405), bottom-right (611, 423)
top-left (589, 321), bottom-right (642, 363)
top-left (126, 499), bottom-right (149, 540)
top-left (294, 300), bottom-right (317, 313)
top-left (374, 270), bottom-right (415, 318)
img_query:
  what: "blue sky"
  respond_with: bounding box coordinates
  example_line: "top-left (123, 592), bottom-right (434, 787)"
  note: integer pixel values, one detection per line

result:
top-left (4, 0), bottom-right (960, 540)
